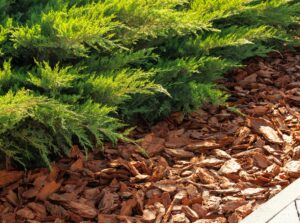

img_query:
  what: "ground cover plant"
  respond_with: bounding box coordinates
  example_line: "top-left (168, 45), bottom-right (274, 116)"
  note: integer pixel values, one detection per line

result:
top-left (0, 0), bottom-right (299, 167)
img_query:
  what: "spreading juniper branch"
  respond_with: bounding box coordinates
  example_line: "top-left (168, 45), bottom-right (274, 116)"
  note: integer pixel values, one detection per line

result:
top-left (0, 0), bottom-right (299, 167)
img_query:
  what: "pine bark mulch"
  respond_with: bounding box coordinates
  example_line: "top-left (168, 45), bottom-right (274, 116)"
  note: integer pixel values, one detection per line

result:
top-left (1, 50), bottom-right (300, 223)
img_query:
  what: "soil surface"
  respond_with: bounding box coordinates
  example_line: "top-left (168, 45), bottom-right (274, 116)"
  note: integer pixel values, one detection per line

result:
top-left (1, 50), bottom-right (300, 223)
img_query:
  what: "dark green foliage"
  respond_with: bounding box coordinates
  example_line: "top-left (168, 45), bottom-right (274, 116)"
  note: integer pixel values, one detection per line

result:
top-left (0, 0), bottom-right (299, 167)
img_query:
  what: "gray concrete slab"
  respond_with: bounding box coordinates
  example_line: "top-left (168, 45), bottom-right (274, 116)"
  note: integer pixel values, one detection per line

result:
top-left (241, 178), bottom-right (300, 223)
top-left (268, 202), bottom-right (299, 223)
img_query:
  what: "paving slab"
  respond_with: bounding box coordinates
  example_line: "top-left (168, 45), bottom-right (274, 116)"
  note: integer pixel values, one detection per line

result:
top-left (268, 201), bottom-right (299, 223)
top-left (241, 178), bottom-right (300, 223)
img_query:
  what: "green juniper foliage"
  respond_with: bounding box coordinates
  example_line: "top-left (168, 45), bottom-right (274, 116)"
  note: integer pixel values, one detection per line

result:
top-left (0, 0), bottom-right (299, 167)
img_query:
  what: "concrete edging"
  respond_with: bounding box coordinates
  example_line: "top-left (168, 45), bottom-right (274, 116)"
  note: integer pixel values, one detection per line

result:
top-left (241, 178), bottom-right (300, 223)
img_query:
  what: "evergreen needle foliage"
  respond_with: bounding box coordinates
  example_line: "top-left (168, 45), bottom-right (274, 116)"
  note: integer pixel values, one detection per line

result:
top-left (0, 0), bottom-right (299, 167)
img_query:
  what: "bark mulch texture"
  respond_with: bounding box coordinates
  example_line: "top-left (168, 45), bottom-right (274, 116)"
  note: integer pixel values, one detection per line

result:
top-left (2, 51), bottom-right (300, 223)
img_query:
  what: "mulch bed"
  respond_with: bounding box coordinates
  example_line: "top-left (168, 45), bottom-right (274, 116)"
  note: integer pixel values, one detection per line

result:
top-left (1, 50), bottom-right (300, 223)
